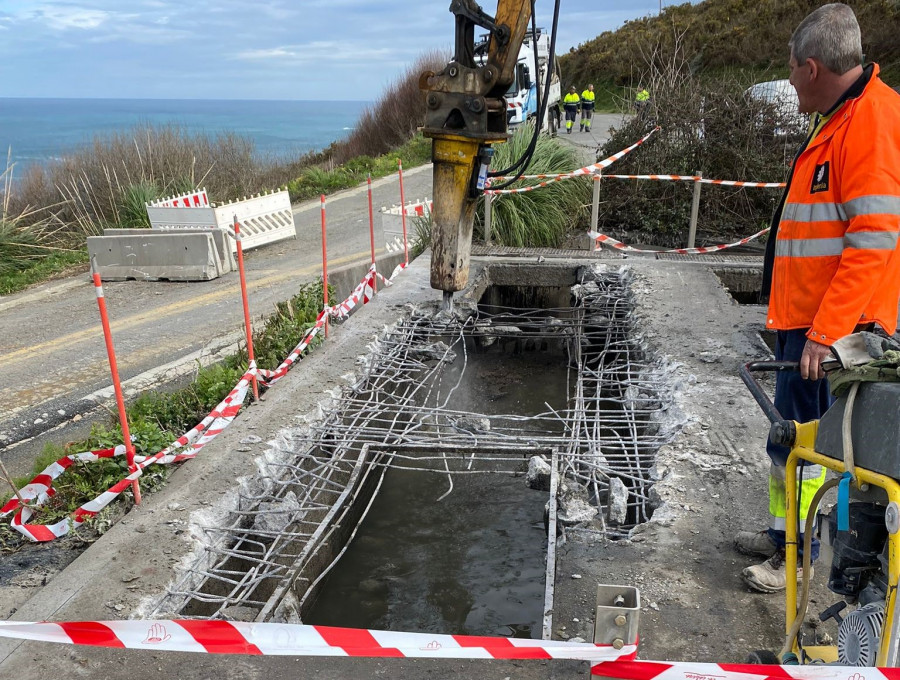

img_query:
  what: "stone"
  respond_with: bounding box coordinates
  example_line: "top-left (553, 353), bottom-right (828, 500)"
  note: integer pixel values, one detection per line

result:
top-left (557, 480), bottom-right (597, 526)
top-left (240, 435), bottom-right (263, 445)
top-left (526, 456), bottom-right (551, 491)
top-left (607, 477), bottom-right (629, 526)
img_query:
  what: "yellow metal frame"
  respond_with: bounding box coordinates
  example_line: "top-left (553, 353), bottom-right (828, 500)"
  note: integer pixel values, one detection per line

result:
top-left (785, 419), bottom-right (900, 665)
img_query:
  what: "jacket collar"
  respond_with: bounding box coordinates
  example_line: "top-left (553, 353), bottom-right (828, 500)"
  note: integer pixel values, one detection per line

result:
top-left (804, 63), bottom-right (877, 152)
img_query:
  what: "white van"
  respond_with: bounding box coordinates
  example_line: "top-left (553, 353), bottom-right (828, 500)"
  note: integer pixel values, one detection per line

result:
top-left (745, 79), bottom-right (807, 136)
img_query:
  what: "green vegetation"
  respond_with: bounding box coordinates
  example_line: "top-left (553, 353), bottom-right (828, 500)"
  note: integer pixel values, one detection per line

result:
top-left (560, 0), bottom-right (899, 99)
top-left (476, 123), bottom-right (589, 248)
top-left (593, 56), bottom-right (797, 246)
top-left (0, 280), bottom-right (329, 547)
top-left (286, 134), bottom-right (432, 203)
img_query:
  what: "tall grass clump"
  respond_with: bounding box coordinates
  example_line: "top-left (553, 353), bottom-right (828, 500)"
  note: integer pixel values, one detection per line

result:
top-left (0, 161), bottom-right (73, 282)
top-left (476, 124), bottom-right (588, 248)
top-left (593, 29), bottom-right (800, 248)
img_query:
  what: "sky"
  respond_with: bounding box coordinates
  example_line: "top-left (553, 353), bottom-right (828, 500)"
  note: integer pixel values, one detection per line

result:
top-left (0, 1), bottom-right (686, 101)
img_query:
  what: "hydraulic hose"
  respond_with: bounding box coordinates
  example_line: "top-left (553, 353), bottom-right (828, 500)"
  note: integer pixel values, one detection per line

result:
top-left (778, 477), bottom-right (841, 661)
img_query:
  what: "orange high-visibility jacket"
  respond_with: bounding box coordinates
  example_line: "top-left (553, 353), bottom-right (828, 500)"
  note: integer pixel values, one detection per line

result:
top-left (765, 64), bottom-right (900, 346)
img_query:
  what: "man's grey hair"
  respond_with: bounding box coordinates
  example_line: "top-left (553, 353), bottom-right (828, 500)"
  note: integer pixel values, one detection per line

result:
top-left (790, 3), bottom-right (863, 75)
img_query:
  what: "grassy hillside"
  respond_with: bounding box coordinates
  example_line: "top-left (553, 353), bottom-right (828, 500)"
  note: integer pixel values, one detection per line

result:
top-left (560, 0), bottom-right (899, 99)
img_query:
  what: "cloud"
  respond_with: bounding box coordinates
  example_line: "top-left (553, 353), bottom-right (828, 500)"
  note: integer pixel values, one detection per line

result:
top-left (235, 41), bottom-right (395, 64)
top-left (34, 6), bottom-right (110, 31)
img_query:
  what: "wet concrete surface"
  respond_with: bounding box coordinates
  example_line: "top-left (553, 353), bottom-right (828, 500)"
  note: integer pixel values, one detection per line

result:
top-left (307, 341), bottom-right (571, 638)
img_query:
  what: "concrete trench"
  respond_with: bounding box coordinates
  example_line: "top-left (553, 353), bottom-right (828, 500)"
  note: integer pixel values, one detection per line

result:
top-left (142, 259), bottom-right (678, 640)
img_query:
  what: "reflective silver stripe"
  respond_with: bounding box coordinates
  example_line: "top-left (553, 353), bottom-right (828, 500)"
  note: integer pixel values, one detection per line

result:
top-left (845, 231), bottom-right (900, 250)
top-left (782, 202), bottom-right (846, 223)
top-left (775, 238), bottom-right (843, 257)
top-left (844, 195), bottom-right (900, 219)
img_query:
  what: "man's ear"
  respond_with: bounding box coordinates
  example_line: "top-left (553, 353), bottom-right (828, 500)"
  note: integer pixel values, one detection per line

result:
top-left (806, 58), bottom-right (821, 82)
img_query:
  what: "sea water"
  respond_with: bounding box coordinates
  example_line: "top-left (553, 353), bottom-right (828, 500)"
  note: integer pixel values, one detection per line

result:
top-left (0, 98), bottom-right (369, 176)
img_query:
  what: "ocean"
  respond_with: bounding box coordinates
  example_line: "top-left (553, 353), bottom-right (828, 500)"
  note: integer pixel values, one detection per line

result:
top-left (0, 98), bottom-right (370, 177)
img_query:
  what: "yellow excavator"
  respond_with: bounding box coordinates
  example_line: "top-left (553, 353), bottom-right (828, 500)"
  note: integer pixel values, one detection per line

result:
top-left (420, 0), bottom-right (557, 310)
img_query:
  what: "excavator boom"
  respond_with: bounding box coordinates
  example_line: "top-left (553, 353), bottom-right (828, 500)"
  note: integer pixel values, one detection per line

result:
top-left (420, 0), bottom-right (533, 299)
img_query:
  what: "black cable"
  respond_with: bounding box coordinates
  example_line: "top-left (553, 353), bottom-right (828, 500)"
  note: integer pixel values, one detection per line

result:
top-left (488, 1), bottom-right (540, 179)
top-left (486, 0), bottom-right (561, 189)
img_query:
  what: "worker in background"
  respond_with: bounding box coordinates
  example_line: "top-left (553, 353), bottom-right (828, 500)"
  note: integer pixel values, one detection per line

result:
top-left (736, 3), bottom-right (900, 593)
top-left (563, 86), bottom-right (580, 134)
top-left (634, 87), bottom-right (650, 115)
top-left (579, 84), bottom-right (595, 132)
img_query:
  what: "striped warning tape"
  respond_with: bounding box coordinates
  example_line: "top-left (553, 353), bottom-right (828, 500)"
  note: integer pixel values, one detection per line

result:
top-left (598, 174), bottom-right (785, 188)
top-left (486, 127), bottom-right (659, 195)
top-left (588, 228), bottom-right (770, 256)
top-left (0, 619), bottom-right (637, 662)
top-left (0, 620), bottom-right (894, 678)
top-left (1, 262), bottom-right (407, 542)
top-left (589, 660), bottom-right (896, 678)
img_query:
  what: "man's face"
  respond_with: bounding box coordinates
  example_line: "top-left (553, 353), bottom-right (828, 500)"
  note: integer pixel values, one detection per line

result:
top-left (789, 52), bottom-right (815, 114)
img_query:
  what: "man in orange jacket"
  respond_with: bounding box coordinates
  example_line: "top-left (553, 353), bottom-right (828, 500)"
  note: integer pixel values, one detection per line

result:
top-left (736, 3), bottom-right (900, 593)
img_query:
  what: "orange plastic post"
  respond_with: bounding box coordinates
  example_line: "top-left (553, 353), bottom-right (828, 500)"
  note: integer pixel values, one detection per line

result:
top-left (321, 195), bottom-right (329, 338)
top-left (90, 257), bottom-right (141, 504)
top-left (233, 216), bottom-right (260, 402)
top-left (367, 174), bottom-right (377, 293)
top-left (398, 158), bottom-right (409, 265)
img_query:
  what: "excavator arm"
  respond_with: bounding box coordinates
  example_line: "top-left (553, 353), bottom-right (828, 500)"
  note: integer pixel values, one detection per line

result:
top-left (420, 0), bottom-right (533, 304)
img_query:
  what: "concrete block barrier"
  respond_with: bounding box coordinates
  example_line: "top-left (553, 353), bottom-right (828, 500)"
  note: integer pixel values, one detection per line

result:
top-left (87, 232), bottom-right (226, 282)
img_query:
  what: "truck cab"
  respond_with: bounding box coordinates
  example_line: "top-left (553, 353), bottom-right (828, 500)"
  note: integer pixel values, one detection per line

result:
top-left (475, 29), bottom-right (561, 134)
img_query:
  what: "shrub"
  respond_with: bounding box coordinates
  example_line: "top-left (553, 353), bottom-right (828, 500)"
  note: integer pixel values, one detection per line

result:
top-left (592, 36), bottom-right (798, 248)
top-left (334, 51), bottom-right (448, 164)
top-left (476, 123), bottom-right (589, 247)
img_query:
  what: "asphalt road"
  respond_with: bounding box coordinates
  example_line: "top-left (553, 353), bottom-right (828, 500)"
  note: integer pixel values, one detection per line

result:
top-left (0, 165), bottom-right (434, 479)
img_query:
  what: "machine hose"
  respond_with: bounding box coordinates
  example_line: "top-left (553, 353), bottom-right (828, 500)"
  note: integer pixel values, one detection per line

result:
top-left (778, 477), bottom-right (842, 661)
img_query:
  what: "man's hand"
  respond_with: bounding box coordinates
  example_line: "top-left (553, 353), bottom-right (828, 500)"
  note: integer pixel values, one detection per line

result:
top-left (800, 338), bottom-right (832, 381)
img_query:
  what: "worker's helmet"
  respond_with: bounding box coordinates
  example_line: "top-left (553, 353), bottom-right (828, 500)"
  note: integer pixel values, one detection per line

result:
top-left (569, 86), bottom-right (576, 92)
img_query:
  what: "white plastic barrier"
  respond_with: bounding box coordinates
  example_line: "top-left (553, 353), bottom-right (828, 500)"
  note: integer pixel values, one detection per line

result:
top-left (380, 198), bottom-right (432, 254)
top-left (147, 189), bottom-right (295, 253)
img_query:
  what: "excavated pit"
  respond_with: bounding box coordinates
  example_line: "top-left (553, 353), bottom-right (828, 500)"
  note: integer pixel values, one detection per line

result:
top-left (150, 265), bottom-right (676, 638)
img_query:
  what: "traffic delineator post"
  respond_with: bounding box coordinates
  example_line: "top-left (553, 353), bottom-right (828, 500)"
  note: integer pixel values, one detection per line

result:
top-left (398, 158), bottom-right (409, 264)
top-left (367, 174), bottom-right (377, 293)
top-left (232, 216), bottom-right (259, 402)
top-left (321, 195), bottom-right (329, 339)
top-left (90, 256), bottom-right (141, 504)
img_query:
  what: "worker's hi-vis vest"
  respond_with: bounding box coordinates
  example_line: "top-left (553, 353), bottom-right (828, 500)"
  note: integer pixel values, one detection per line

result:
top-left (580, 90), bottom-right (595, 110)
top-left (766, 64), bottom-right (900, 345)
top-left (563, 93), bottom-right (580, 110)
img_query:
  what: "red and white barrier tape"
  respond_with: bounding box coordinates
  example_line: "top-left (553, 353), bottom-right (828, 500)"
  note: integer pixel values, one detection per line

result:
top-left (2, 263), bottom-right (407, 542)
top-left (486, 127), bottom-right (659, 195)
top-left (0, 619), bottom-right (636, 662)
top-left (588, 227), bottom-right (770, 256)
top-left (376, 261), bottom-right (409, 287)
top-left (589, 660), bottom-right (899, 678)
top-left (0, 620), bottom-right (894, 679)
top-left (598, 174), bottom-right (785, 188)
